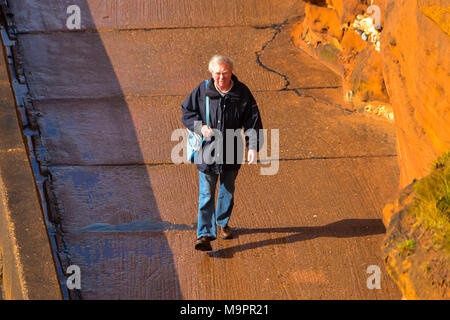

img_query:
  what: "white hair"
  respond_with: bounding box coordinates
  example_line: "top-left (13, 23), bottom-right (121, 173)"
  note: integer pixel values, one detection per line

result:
top-left (208, 55), bottom-right (234, 72)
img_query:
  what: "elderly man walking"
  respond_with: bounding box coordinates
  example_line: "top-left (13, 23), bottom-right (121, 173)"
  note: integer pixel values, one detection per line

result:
top-left (181, 55), bottom-right (263, 251)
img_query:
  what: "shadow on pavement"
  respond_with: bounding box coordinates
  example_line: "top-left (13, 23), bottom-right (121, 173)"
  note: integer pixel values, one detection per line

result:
top-left (13, 2), bottom-right (184, 299)
top-left (208, 218), bottom-right (386, 259)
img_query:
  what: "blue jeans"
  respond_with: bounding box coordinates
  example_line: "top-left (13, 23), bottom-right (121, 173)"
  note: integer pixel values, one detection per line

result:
top-left (197, 170), bottom-right (239, 240)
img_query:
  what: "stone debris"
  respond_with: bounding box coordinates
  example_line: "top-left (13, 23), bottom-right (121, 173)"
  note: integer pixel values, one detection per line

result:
top-left (364, 104), bottom-right (394, 120)
top-left (352, 14), bottom-right (382, 51)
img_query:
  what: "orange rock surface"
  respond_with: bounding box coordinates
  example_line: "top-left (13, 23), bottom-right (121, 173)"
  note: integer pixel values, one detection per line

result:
top-left (293, 0), bottom-right (449, 187)
top-left (292, 0), bottom-right (450, 300)
top-left (292, 0), bottom-right (389, 109)
top-left (383, 176), bottom-right (450, 300)
top-left (381, 0), bottom-right (450, 187)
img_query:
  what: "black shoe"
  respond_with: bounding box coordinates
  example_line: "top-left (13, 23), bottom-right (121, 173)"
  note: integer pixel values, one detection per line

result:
top-left (195, 236), bottom-right (212, 251)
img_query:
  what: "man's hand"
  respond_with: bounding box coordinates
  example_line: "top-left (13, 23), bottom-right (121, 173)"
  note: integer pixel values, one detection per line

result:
top-left (201, 125), bottom-right (214, 138)
top-left (247, 149), bottom-right (257, 164)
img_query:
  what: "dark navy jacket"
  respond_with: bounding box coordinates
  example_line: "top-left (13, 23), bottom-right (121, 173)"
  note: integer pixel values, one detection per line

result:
top-left (181, 74), bottom-right (263, 174)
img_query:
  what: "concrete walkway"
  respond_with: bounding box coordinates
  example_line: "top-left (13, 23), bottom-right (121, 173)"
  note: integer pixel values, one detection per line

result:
top-left (8, 0), bottom-right (401, 299)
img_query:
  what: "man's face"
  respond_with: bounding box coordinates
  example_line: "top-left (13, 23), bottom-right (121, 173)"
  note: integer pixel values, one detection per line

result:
top-left (211, 63), bottom-right (232, 91)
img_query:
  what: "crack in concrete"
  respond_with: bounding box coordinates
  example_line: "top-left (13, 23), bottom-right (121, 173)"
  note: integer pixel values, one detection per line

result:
top-left (254, 21), bottom-right (354, 113)
top-left (16, 23), bottom-right (298, 35)
top-left (255, 20), bottom-right (290, 90)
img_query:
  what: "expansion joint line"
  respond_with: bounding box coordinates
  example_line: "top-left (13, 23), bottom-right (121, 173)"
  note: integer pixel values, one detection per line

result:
top-left (45, 153), bottom-right (398, 168)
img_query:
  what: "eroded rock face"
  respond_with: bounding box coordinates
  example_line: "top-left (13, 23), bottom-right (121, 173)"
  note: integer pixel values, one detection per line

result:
top-left (383, 153), bottom-right (450, 300)
top-left (383, 201), bottom-right (449, 300)
top-left (293, 0), bottom-right (450, 300)
top-left (381, 0), bottom-right (450, 188)
top-left (291, 0), bottom-right (390, 109)
top-left (293, 0), bottom-right (449, 188)
top-left (381, 1), bottom-right (450, 300)
top-left (349, 45), bottom-right (388, 107)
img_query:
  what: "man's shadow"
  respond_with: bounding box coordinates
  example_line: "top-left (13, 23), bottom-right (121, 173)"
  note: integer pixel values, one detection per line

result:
top-left (208, 218), bottom-right (386, 259)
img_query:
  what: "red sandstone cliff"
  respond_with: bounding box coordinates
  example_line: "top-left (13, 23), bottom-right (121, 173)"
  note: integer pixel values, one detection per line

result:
top-left (292, 0), bottom-right (450, 299)
top-left (381, 0), bottom-right (450, 188)
top-left (292, 0), bottom-right (449, 187)
top-left (292, 0), bottom-right (390, 111)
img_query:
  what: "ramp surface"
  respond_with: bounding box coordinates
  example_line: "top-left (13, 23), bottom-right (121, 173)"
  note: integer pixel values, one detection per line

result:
top-left (10, 0), bottom-right (401, 299)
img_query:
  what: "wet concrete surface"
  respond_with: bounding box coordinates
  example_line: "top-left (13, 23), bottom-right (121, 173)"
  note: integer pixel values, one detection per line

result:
top-left (10, 0), bottom-right (402, 299)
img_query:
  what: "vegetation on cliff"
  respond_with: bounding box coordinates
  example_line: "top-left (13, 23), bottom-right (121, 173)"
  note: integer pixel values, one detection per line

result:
top-left (411, 152), bottom-right (450, 253)
top-left (383, 151), bottom-right (449, 299)
top-left (292, 0), bottom-right (449, 300)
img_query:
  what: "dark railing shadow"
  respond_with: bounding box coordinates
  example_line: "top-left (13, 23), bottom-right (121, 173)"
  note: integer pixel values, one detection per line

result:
top-left (208, 219), bottom-right (386, 259)
top-left (69, 3), bottom-right (183, 299)
top-left (10, 2), bottom-right (183, 299)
